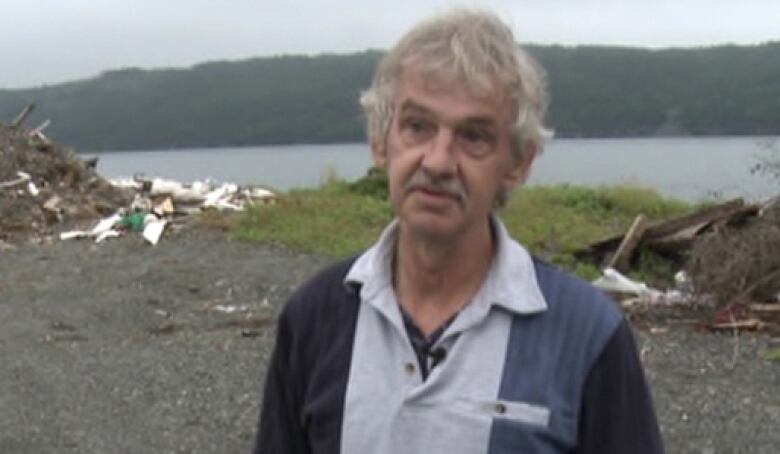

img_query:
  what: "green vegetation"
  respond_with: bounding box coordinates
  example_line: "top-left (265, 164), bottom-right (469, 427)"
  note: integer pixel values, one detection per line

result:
top-left (2, 42), bottom-right (779, 150)
top-left (766, 347), bottom-right (780, 363)
top-left (234, 175), bottom-right (692, 280)
top-left (235, 181), bottom-right (393, 257)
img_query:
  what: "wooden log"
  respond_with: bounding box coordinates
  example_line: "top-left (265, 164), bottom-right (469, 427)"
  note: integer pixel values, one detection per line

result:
top-left (709, 318), bottom-right (763, 332)
top-left (607, 214), bottom-right (648, 272)
top-left (10, 104), bottom-right (35, 128)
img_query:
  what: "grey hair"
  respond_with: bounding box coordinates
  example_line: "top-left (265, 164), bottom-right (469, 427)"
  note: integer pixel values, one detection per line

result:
top-left (360, 9), bottom-right (553, 160)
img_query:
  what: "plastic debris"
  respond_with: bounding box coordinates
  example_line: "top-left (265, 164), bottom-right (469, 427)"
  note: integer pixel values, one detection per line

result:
top-left (95, 230), bottom-right (121, 243)
top-left (27, 181), bottom-right (39, 196)
top-left (130, 193), bottom-right (153, 212)
top-left (212, 304), bottom-right (249, 314)
top-left (59, 231), bottom-right (89, 241)
top-left (154, 197), bottom-right (175, 216)
top-left (142, 218), bottom-right (167, 245)
top-left (60, 213), bottom-right (123, 243)
top-left (593, 267), bottom-right (659, 297)
top-left (120, 212), bottom-right (148, 232)
top-left (107, 177), bottom-right (143, 190)
top-left (674, 270), bottom-right (694, 294)
top-left (91, 213), bottom-right (122, 236)
top-left (149, 178), bottom-right (210, 202)
top-left (0, 171), bottom-right (31, 189)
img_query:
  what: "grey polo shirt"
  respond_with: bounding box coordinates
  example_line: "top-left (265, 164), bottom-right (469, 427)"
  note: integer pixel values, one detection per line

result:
top-left (254, 217), bottom-right (664, 454)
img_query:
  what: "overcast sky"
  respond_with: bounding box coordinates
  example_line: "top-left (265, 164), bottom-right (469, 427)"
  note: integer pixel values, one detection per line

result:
top-left (2, 0), bottom-right (778, 89)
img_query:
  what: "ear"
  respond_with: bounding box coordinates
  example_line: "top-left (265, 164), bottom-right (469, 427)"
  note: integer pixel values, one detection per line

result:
top-left (502, 143), bottom-right (537, 191)
top-left (371, 137), bottom-right (388, 169)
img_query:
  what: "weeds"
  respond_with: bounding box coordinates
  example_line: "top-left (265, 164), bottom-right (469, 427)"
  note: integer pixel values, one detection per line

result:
top-left (234, 174), bottom-right (692, 280)
top-left (765, 347), bottom-right (780, 363)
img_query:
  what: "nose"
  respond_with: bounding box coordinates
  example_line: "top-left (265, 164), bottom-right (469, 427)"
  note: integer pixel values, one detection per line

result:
top-left (421, 129), bottom-right (457, 177)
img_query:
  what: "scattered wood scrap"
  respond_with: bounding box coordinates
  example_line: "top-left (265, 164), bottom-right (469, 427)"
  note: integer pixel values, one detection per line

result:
top-left (607, 214), bottom-right (648, 272)
top-left (576, 199), bottom-right (761, 272)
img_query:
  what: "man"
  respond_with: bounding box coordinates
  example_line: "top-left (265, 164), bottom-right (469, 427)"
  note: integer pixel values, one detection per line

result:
top-left (254, 9), bottom-right (663, 454)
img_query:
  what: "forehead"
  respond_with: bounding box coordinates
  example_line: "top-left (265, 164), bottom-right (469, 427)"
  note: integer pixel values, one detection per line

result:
top-left (393, 70), bottom-right (513, 126)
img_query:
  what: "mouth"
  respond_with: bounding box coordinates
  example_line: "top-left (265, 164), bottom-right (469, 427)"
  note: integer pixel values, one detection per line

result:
top-left (409, 185), bottom-right (463, 205)
top-left (416, 186), bottom-right (450, 197)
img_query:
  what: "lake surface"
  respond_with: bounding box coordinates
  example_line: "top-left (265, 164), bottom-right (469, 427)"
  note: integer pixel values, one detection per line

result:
top-left (90, 136), bottom-right (779, 202)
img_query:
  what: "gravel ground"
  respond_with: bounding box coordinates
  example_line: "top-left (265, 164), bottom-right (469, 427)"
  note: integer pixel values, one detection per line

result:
top-left (1, 226), bottom-right (778, 453)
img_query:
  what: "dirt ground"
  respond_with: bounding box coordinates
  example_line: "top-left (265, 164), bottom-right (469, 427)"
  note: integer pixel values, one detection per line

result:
top-left (1, 226), bottom-right (779, 454)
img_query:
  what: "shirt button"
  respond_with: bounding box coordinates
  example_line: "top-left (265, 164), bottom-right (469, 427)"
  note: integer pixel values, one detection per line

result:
top-left (404, 362), bottom-right (416, 375)
top-left (494, 403), bottom-right (507, 414)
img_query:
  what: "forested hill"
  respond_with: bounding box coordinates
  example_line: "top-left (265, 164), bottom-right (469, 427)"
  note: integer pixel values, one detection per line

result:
top-left (1, 43), bottom-right (779, 151)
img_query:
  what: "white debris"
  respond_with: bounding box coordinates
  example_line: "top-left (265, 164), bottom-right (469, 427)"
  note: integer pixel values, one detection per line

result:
top-left (142, 218), bottom-right (167, 245)
top-left (27, 181), bottom-right (39, 196)
top-left (213, 304), bottom-right (249, 314)
top-left (60, 212), bottom-right (123, 243)
top-left (109, 177), bottom-right (144, 190)
top-left (203, 183), bottom-right (238, 209)
top-left (592, 267), bottom-right (660, 297)
top-left (0, 171), bottom-right (31, 189)
top-left (90, 213), bottom-right (122, 236)
top-left (674, 270), bottom-right (694, 293)
top-left (149, 178), bottom-right (210, 202)
top-left (95, 230), bottom-right (121, 243)
top-left (59, 231), bottom-right (89, 241)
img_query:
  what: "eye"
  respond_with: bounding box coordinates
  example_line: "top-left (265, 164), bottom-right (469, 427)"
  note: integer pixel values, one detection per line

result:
top-left (460, 128), bottom-right (488, 144)
top-left (400, 116), bottom-right (434, 143)
top-left (457, 127), bottom-right (494, 157)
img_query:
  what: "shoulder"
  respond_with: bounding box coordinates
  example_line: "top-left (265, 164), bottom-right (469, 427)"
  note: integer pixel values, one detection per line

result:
top-left (279, 256), bottom-right (361, 335)
top-left (528, 257), bottom-right (624, 361)
top-left (532, 257), bottom-right (621, 323)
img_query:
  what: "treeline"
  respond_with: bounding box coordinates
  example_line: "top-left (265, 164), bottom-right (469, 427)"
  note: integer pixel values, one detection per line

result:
top-left (1, 43), bottom-right (779, 151)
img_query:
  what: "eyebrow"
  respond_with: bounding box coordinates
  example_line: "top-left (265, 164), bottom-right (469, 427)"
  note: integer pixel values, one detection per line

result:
top-left (398, 99), bottom-right (498, 127)
top-left (399, 100), bottom-right (432, 115)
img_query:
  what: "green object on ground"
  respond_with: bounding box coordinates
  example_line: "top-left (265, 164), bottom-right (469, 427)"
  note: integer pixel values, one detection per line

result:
top-left (766, 347), bottom-right (780, 362)
top-left (121, 212), bottom-right (147, 232)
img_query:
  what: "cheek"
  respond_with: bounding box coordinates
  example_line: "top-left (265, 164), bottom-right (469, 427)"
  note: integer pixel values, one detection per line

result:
top-left (385, 161), bottom-right (409, 202)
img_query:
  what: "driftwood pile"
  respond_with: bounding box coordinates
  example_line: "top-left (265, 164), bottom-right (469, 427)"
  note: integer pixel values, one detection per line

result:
top-left (577, 197), bottom-right (780, 331)
top-left (0, 105), bottom-right (131, 243)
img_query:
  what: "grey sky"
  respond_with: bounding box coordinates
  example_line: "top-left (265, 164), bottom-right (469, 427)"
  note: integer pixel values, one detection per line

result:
top-left (1, 0), bottom-right (778, 89)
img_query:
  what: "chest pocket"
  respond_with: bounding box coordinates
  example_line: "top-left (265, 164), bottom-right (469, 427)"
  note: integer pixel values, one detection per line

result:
top-left (454, 397), bottom-right (550, 428)
top-left (451, 397), bottom-right (575, 454)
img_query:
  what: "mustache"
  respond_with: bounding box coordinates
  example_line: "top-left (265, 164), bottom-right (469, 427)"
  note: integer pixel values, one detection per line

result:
top-left (403, 170), bottom-right (467, 204)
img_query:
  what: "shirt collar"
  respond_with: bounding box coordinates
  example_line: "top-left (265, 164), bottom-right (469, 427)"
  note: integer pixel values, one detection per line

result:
top-left (344, 215), bottom-right (548, 316)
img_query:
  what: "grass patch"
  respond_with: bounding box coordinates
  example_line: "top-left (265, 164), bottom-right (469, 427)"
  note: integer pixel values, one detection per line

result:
top-left (503, 184), bottom-right (691, 273)
top-left (234, 181), bottom-right (393, 257)
top-left (235, 176), bottom-right (693, 279)
top-left (197, 209), bottom-right (240, 231)
top-left (766, 347), bottom-right (780, 363)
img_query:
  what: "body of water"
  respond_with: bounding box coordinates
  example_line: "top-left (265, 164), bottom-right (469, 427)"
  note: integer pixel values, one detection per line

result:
top-left (91, 136), bottom-right (779, 202)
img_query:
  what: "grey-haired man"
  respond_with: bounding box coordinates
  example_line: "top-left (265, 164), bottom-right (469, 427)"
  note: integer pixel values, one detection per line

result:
top-left (254, 9), bottom-right (664, 454)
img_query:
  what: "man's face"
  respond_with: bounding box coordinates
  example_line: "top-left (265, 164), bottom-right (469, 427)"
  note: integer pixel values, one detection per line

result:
top-left (372, 71), bottom-right (535, 241)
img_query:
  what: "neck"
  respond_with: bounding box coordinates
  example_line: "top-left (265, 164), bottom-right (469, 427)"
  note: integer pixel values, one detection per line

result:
top-left (394, 218), bottom-right (495, 335)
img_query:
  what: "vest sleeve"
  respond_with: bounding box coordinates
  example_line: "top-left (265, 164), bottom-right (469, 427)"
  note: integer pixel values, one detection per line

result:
top-left (575, 319), bottom-right (665, 454)
top-left (253, 303), bottom-right (310, 454)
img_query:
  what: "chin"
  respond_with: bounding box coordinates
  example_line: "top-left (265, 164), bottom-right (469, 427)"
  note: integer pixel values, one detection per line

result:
top-left (400, 212), bottom-right (464, 240)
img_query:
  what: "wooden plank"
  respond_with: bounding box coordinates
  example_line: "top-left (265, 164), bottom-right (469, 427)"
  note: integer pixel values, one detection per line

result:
top-left (576, 199), bottom-right (757, 260)
top-left (709, 319), bottom-right (763, 331)
top-left (10, 104), bottom-right (35, 128)
top-left (643, 199), bottom-right (747, 239)
top-left (607, 214), bottom-right (648, 272)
